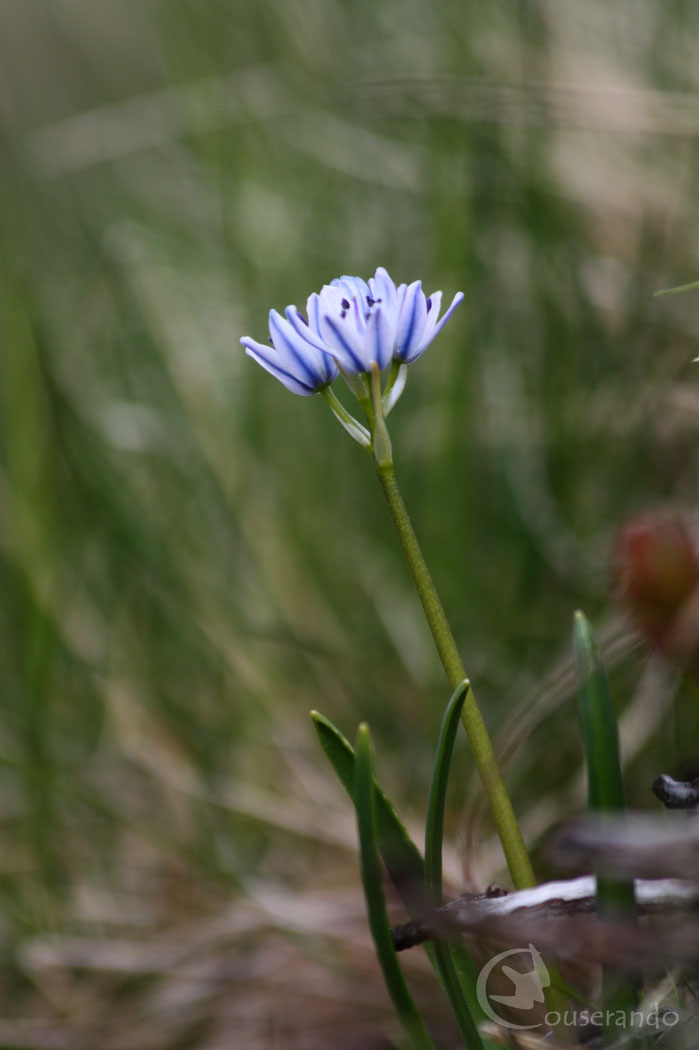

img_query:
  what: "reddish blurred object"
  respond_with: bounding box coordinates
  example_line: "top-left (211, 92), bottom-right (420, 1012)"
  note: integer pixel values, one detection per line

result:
top-left (615, 513), bottom-right (699, 673)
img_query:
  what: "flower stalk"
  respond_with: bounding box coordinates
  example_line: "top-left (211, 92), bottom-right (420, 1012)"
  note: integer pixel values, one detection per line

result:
top-left (374, 458), bottom-right (535, 891)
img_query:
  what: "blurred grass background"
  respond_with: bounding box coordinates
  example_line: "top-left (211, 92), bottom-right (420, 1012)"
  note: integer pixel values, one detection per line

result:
top-left (1, 1), bottom-right (699, 1046)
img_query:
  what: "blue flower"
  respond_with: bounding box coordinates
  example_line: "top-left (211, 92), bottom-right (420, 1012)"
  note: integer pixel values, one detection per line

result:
top-left (241, 308), bottom-right (339, 396)
top-left (307, 267), bottom-right (464, 373)
top-left (241, 268), bottom-right (464, 391)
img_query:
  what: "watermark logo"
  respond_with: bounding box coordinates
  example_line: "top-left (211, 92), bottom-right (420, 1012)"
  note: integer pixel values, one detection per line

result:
top-left (476, 943), bottom-right (550, 1030)
top-left (476, 945), bottom-right (681, 1033)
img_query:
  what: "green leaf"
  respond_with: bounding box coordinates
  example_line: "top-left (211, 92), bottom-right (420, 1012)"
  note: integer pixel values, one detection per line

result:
top-left (425, 680), bottom-right (469, 902)
top-left (573, 611), bottom-right (638, 1018)
top-left (311, 710), bottom-right (495, 1045)
top-left (311, 710), bottom-right (424, 911)
top-left (654, 278), bottom-right (699, 297)
top-left (424, 681), bottom-right (487, 1050)
top-left (353, 723), bottom-right (437, 1050)
top-left (573, 612), bottom-right (627, 816)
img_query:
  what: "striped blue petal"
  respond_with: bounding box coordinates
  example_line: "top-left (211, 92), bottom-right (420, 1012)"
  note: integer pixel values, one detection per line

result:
top-left (368, 267), bottom-right (399, 328)
top-left (332, 275), bottom-right (370, 302)
top-left (324, 314), bottom-right (370, 373)
top-left (241, 337), bottom-right (317, 396)
top-left (409, 291), bottom-right (465, 362)
top-left (395, 281), bottom-right (428, 361)
top-left (366, 306), bottom-right (394, 371)
top-left (316, 285), bottom-right (374, 373)
top-left (268, 310), bottom-right (330, 389)
top-left (306, 292), bottom-right (323, 337)
top-left (284, 307), bottom-right (339, 384)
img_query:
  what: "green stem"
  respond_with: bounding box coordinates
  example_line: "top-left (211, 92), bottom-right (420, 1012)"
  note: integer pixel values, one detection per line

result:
top-left (375, 461), bottom-right (535, 891)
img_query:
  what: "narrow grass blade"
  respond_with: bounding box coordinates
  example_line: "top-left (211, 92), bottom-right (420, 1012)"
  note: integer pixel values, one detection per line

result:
top-left (311, 710), bottom-right (494, 1043)
top-left (573, 610), bottom-right (635, 914)
top-left (311, 710), bottom-right (424, 909)
top-left (573, 612), bottom-right (628, 817)
top-left (570, 613), bottom-right (625, 814)
top-left (353, 723), bottom-right (437, 1050)
top-left (654, 278), bottom-right (699, 297)
top-left (573, 611), bottom-right (637, 1018)
top-left (424, 681), bottom-right (486, 1050)
top-left (425, 680), bottom-right (469, 900)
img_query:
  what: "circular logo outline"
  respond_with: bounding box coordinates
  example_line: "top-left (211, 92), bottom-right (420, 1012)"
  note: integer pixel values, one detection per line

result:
top-left (476, 943), bottom-right (549, 1031)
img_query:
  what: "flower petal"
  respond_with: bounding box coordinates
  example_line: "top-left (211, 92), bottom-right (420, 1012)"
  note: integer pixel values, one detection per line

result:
top-left (306, 292), bottom-right (323, 336)
top-left (365, 306), bottom-right (394, 371)
top-left (268, 309), bottom-right (331, 388)
top-left (316, 285), bottom-right (371, 372)
top-left (411, 291), bottom-right (464, 361)
top-left (284, 306), bottom-right (340, 379)
top-left (425, 290), bottom-right (442, 322)
top-left (395, 281), bottom-right (428, 361)
top-left (332, 275), bottom-right (370, 301)
top-left (368, 267), bottom-right (398, 324)
top-left (323, 314), bottom-right (370, 373)
top-left (315, 284), bottom-right (348, 346)
top-left (241, 337), bottom-right (317, 396)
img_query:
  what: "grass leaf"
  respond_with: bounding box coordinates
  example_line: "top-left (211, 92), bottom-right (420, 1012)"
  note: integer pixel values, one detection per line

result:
top-left (311, 709), bottom-right (425, 910)
top-left (654, 278), bottom-right (699, 296)
top-left (424, 682), bottom-right (487, 1049)
top-left (573, 611), bottom-right (637, 1018)
top-left (312, 710), bottom-right (495, 1044)
top-left (353, 723), bottom-right (437, 1050)
top-left (573, 612), bottom-right (628, 816)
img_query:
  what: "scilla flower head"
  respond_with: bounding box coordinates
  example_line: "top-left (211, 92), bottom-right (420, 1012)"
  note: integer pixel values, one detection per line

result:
top-left (241, 267), bottom-right (464, 391)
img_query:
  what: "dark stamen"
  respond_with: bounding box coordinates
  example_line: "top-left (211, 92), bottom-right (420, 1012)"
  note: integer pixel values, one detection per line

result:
top-left (268, 337), bottom-right (275, 346)
top-left (366, 295), bottom-right (375, 307)
top-left (426, 297), bottom-right (432, 314)
top-left (341, 298), bottom-right (350, 311)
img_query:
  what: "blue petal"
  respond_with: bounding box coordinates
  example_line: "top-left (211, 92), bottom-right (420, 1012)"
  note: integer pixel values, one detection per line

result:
top-left (324, 316), bottom-right (368, 373)
top-left (269, 310), bottom-right (326, 388)
top-left (425, 290), bottom-right (443, 322)
top-left (366, 306), bottom-right (394, 371)
top-left (432, 291), bottom-right (464, 337)
top-left (325, 317), bottom-right (369, 371)
top-left (401, 290), bottom-right (440, 363)
top-left (241, 337), bottom-right (317, 396)
top-left (410, 291), bottom-right (464, 361)
top-left (306, 292), bottom-right (322, 335)
top-left (369, 267), bottom-right (399, 326)
top-left (284, 307), bottom-right (340, 382)
top-left (315, 285), bottom-right (348, 347)
top-left (332, 275), bottom-right (370, 301)
top-left (395, 281), bottom-right (428, 361)
top-left (369, 267), bottom-right (396, 297)
top-left (316, 284), bottom-right (369, 371)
